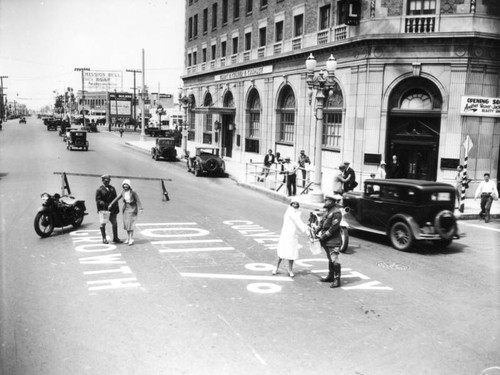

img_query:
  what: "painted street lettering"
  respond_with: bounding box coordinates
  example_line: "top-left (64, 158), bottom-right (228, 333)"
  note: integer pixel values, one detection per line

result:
top-left (70, 230), bottom-right (141, 292)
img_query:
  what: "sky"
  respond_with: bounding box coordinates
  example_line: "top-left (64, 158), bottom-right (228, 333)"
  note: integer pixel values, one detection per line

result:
top-left (0, 0), bottom-right (185, 110)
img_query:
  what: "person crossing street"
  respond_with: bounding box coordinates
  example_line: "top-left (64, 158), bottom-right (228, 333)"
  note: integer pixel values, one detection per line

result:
top-left (95, 174), bottom-right (122, 244)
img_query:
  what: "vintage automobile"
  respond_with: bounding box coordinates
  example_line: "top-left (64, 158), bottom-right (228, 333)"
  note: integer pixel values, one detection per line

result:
top-left (151, 137), bottom-right (177, 161)
top-left (187, 147), bottom-right (225, 177)
top-left (19, 117), bottom-right (27, 124)
top-left (63, 127), bottom-right (79, 142)
top-left (342, 179), bottom-right (461, 251)
top-left (66, 129), bottom-right (89, 151)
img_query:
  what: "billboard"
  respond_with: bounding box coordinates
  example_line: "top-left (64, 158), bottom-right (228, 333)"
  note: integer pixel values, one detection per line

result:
top-left (460, 96), bottom-right (500, 118)
top-left (109, 92), bottom-right (132, 121)
top-left (84, 70), bottom-right (123, 91)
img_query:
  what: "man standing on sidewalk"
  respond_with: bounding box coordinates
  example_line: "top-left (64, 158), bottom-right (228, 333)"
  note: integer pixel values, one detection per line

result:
top-left (474, 173), bottom-right (499, 223)
top-left (258, 149), bottom-right (275, 182)
top-left (283, 157), bottom-right (298, 196)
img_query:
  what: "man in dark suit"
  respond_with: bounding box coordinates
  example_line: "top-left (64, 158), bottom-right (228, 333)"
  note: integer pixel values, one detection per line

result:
top-left (343, 161), bottom-right (357, 192)
top-left (258, 149), bottom-right (275, 182)
top-left (95, 174), bottom-right (122, 244)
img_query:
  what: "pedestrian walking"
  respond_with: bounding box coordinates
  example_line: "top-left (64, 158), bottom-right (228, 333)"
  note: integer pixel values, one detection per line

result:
top-left (455, 165), bottom-right (465, 209)
top-left (297, 150), bottom-right (311, 188)
top-left (283, 157), bottom-right (298, 196)
top-left (95, 174), bottom-right (122, 244)
top-left (377, 161), bottom-right (387, 179)
top-left (332, 164), bottom-right (350, 194)
top-left (109, 179), bottom-right (144, 245)
top-left (313, 194), bottom-right (343, 288)
top-left (474, 173), bottom-right (499, 223)
top-left (258, 149), bottom-right (275, 182)
top-left (343, 161), bottom-right (357, 192)
top-left (273, 201), bottom-right (308, 278)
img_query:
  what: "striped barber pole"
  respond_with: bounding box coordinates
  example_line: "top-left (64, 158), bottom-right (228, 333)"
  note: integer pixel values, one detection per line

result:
top-left (460, 136), bottom-right (473, 213)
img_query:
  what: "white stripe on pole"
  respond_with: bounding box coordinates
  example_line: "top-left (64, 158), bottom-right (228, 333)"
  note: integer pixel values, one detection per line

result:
top-left (460, 135), bottom-right (473, 213)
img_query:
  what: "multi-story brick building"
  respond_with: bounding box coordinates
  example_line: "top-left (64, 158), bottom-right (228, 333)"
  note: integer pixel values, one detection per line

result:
top-left (181, 0), bottom-right (500, 193)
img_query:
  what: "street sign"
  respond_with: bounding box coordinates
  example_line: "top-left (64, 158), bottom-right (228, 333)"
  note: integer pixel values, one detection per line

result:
top-left (463, 135), bottom-right (473, 153)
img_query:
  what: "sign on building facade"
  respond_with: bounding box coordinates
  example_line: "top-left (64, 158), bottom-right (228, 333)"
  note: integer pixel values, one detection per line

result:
top-left (84, 71), bottom-right (123, 91)
top-left (460, 96), bottom-right (500, 118)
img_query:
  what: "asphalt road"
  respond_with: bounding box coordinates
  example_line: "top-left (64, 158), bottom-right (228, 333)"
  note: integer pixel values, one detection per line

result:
top-left (0, 118), bottom-right (499, 375)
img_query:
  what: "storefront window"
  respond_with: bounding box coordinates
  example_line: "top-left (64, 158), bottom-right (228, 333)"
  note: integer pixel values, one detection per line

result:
top-left (323, 85), bottom-right (344, 149)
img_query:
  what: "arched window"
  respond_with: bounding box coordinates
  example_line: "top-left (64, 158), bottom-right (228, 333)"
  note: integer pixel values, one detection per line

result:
top-left (245, 88), bottom-right (261, 153)
top-left (400, 89), bottom-right (432, 110)
top-left (323, 85), bottom-right (344, 149)
top-left (204, 93), bottom-right (213, 133)
top-left (247, 89), bottom-right (260, 138)
top-left (277, 85), bottom-right (295, 143)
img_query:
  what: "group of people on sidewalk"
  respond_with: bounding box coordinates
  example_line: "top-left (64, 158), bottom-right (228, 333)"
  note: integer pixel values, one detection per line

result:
top-left (273, 194), bottom-right (344, 289)
top-left (257, 149), bottom-right (311, 196)
top-left (95, 174), bottom-right (144, 245)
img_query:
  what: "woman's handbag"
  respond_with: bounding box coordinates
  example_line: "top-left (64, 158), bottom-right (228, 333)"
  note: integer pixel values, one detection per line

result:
top-left (98, 210), bottom-right (110, 225)
top-left (309, 239), bottom-right (322, 255)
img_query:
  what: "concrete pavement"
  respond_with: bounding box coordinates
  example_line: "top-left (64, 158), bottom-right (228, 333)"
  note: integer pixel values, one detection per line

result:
top-left (118, 131), bottom-right (498, 221)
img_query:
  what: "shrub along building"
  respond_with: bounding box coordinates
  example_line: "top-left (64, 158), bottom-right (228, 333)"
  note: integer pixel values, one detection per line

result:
top-left (180, 0), bottom-right (500, 194)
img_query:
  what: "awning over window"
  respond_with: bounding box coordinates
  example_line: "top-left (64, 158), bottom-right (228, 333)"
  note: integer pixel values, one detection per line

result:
top-left (192, 106), bottom-right (236, 114)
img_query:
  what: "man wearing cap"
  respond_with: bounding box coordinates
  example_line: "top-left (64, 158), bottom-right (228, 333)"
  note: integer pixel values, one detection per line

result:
top-left (314, 194), bottom-right (343, 288)
top-left (297, 150), bottom-right (311, 188)
top-left (283, 157), bottom-right (298, 196)
top-left (343, 161), bottom-right (357, 192)
top-left (95, 175), bottom-right (122, 244)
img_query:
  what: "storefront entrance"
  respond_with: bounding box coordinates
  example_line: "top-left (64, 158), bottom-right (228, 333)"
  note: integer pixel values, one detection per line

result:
top-left (386, 77), bottom-right (443, 181)
top-left (387, 116), bottom-right (440, 180)
top-left (221, 114), bottom-right (233, 158)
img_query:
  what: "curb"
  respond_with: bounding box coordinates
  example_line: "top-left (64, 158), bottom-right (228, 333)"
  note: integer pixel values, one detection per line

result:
top-left (124, 141), bottom-right (497, 220)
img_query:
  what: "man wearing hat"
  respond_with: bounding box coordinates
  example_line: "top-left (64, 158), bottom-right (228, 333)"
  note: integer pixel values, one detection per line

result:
top-left (314, 194), bottom-right (343, 288)
top-left (95, 174), bottom-right (122, 244)
top-left (343, 161), bottom-right (357, 192)
top-left (297, 150), bottom-right (311, 188)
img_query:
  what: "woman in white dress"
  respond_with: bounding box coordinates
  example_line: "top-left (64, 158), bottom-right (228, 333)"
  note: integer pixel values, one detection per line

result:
top-left (272, 201), bottom-right (308, 277)
top-left (109, 179), bottom-right (143, 245)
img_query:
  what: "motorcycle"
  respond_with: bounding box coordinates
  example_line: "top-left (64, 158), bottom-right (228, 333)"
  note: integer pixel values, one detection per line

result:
top-left (308, 208), bottom-right (349, 253)
top-left (34, 192), bottom-right (87, 237)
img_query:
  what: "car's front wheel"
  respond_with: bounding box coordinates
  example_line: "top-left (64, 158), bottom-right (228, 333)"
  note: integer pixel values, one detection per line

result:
top-left (389, 221), bottom-right (413, 251)
top-left (339, 227), bottom-right (349, 253)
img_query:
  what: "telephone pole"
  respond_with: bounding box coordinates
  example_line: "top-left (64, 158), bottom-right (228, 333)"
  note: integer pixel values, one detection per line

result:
top-left (74, 68), bottom-right (90, 126)
top-left (0, 76), bottom-right (7, 121)
top-left (126, 68), bottom-right (142, 127)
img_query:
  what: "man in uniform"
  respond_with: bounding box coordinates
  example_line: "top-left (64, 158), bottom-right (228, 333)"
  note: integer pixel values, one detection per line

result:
top-left (95, 174), bottom-right (122, 244)
top-left (315, 194), bottom-right (343, 288)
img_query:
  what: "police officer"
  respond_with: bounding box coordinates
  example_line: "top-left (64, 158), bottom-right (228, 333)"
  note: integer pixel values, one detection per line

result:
top-left (315, 194), bottom-right (343, 288)
top-left (95, 174), bottom-right (122, 244)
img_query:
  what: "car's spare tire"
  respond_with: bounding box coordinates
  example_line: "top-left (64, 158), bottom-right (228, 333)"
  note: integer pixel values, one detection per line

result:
top-left (434, 210), bottom-right (456, 240)
top-left (205, 158), bottom-right (218, 173)
top-left (75, 138), bottom-right (84, 147)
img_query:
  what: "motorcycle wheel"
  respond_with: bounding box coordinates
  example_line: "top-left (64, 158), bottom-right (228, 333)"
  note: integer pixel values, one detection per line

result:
top-left (339, 227), bottom-right (349, 253)
top-left (34, 212), bottom-right (54, 238)
top-left (72, 207), bottom-right (85, 228)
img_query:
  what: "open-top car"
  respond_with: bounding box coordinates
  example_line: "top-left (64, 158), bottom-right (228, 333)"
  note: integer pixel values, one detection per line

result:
top-left (342, 179), bottom-right (462, 251)
top-left (187, 147), bottom-right (225, 177)
top-left (19, 117), bottom-right (27, 124)
top-left (151, 137), bottom-right (177, 161)
top-left (67, 129), bottom-right (89, 151)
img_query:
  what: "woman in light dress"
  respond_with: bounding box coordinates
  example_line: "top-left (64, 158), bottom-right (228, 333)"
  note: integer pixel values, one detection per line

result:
top-left (273, 201), bottom-right (308, 278)
top-left (376, 161), bottom-right (387, 179)
top-left (109, 179), bottom-right (143, 245)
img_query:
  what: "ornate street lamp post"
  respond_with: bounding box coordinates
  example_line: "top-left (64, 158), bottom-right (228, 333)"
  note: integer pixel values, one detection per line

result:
top-left (178, 87), bottom-right (194, 157)
top-left (305, 53), bottom-right (337, 203)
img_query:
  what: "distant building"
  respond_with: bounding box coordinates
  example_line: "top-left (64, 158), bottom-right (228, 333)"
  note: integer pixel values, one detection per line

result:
top-left (181, 0), bottom-right (500, 192)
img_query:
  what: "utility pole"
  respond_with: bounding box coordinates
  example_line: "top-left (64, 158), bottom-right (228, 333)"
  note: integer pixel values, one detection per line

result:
top-left (0, 76), bottom-right (7, 121)
top-left (126, 69), bottom-right (141, 128)
top-left (74, 68), bottom-right (90, 127)
top-left (140, 49), bottom-right (146, 142)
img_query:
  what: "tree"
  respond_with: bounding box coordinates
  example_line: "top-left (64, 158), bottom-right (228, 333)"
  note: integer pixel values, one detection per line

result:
top-left (54, 95), bottom-right (65, 114)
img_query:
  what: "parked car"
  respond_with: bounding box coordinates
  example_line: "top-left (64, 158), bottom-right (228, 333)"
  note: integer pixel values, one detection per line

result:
top-left (46, 121), bottom-right (58, 131)
top-left (342, 179), bottom-right (462, 251)
top-left (151, 137), bottom-right (177, 161)
top-left (19, 117), bottom-right (26, 124)
top-left (67, 130), bottom-right (89, 151)
top-left (187, 147), bottom-right (225, 177)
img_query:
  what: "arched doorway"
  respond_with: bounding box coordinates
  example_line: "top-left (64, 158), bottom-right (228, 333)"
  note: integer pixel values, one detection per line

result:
top-left (222, 91), bottom-right (235, 157)
top-left (386, 77), bottom-right (443, 180)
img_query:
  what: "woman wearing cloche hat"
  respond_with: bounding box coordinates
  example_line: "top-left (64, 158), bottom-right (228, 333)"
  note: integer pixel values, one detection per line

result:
top-left (109, 179), bottom-right (143, 245)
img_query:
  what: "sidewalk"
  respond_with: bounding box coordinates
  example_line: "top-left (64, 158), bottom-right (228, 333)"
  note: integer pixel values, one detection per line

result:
top-left (122, 135), bottom-right (498, 221)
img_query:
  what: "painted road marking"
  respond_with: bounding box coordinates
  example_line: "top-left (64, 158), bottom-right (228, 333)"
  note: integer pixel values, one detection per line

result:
top-left (180, 272), bottom-right (293, 282)
top-left (70, 230), bottom-right (141, 293)
top-left (159, 247), bottom-right (235, 253)
top-left (460, 221), bottom-right (500, 232)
